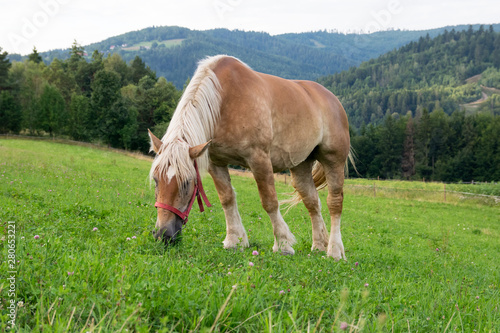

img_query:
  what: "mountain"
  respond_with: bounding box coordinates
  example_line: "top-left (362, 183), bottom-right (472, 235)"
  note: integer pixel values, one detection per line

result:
top-left (319, 25), bottom-right (500, 128)
top-left (31, 24), bottom-right (500, 88)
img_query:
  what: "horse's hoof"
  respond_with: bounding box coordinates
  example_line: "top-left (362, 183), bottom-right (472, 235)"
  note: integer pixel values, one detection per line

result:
top-left (327, 248), bottom-right (346, 261)
top-left (311, 243), bottom-right (327, 252)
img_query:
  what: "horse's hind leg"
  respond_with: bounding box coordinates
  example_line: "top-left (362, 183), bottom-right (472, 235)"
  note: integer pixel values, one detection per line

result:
top-left (248, 151), bottom-right (296, 255)
top-left (320, 159), bottom-right (347, 260)
top-left (290, 161), bottom-right (329, 252)
top-left (208, 164), bottom-right (249, 249)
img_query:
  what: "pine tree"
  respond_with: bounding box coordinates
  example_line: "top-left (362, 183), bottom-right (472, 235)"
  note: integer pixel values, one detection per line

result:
top-left (415, 108), bottom-right (432, 178)
top-left (0, 91), bottom-right (22, 133)
top-left (68, 93), bottom-right (90, 141)
top-left (130, 56), bottom-right (156, 84)
top-left (68, 40), bottom-right (85, 72)
top-left (90, 69), bottom-right (121, 139)
top-left (0, 47), bottom-right (11, 90)
top-left (28, 47), bottom-right (43, 64)
top-left (401, 116), bottom-right (416, 179)
top-left (376, 115), bottom-right (404, 179)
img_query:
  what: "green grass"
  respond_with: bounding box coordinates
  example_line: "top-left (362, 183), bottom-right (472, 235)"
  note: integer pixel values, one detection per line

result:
top-left (1, 139), bottom-right (499, 332)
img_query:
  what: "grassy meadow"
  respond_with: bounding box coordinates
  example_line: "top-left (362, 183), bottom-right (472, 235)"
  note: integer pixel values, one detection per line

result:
top-left (0, 139), bottom-right (499, 332)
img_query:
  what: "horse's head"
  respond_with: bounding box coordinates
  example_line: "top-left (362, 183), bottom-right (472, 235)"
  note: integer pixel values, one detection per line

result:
top-left (148, 130), bottom-right (210, 245)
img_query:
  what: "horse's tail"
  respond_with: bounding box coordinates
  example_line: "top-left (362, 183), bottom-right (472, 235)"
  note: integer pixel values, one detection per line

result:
top-left (345, 146), bottom-right (358, 178)
top-left (280, 147), bottom-right (356, 212)
top-left (280, 162), bottom-right (326, 212)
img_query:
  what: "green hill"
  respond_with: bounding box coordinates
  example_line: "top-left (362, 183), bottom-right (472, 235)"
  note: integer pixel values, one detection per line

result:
top-left (31, 24), bottom-right (500, 88)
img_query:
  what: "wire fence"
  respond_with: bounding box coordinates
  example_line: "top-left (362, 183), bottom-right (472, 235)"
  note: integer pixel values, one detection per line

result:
top-left (343, 183), bottom-right (500, 206)
top-left (3, 136), bottom-right (498, 206)
top-left (232, 169), bottom-right (500, 206)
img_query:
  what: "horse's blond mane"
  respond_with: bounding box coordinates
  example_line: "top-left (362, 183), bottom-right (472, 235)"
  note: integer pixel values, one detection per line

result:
top-left (150, 55), bottom-right (229, 184)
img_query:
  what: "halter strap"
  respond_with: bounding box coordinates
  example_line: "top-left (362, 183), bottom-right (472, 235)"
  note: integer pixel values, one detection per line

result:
top-left (154, 160), bottom-right (211, 224)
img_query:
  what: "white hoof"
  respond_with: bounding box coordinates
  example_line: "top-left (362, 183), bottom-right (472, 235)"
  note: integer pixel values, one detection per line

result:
top-left (273, 241), bottom-right (295, 255)
top-left (311, 241), bottom-right (328, 252)
top-left (327, 242), bottom-right (346, 261)
top-left (223, 233), bottom-right (249, 249)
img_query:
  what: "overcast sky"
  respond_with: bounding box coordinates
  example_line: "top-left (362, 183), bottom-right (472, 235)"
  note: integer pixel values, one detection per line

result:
top-left (1, 0), bottom-right (499, 55)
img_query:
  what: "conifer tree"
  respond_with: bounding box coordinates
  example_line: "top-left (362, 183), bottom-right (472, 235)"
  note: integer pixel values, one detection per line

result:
top-left (401, 116), bottom-right (416, 179)
top-left (0, 47), bottom-right (11, 90)
top-left (28, 47), bottom-right (43, 64)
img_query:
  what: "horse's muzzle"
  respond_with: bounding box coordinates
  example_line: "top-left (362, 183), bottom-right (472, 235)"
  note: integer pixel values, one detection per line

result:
top-left (154, 224), bottom-right (182, 245)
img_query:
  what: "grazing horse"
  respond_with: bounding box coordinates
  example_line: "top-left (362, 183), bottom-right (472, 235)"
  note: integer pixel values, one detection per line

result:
top-left (148, 55), bottom-right (352, 260)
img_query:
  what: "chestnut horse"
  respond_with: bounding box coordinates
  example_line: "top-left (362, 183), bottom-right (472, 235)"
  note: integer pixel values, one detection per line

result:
top-left (148, 55), bottom-right (352, 260)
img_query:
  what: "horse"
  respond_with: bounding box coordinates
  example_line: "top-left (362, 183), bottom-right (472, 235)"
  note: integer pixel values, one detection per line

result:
top-left (148, 55), bottom-right (352, 260)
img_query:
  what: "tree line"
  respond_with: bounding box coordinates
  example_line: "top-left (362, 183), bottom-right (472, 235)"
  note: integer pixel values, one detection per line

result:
top-left (349, 109), bottom-right (499, 182)
top-left (0, 42), bottom-right (180, 153)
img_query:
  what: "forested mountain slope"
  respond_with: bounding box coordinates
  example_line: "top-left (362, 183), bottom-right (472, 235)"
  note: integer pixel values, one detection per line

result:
top-left (15, 24), bottom-right (499, 88)
top-left (320, 26), bottom-right (500, 182)
top-left (319, 26), bottom-right (500, 128)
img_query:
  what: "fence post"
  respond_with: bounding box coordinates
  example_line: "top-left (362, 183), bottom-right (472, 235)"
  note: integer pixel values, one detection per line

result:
top-left (444, 183), bottom-right (446, 202)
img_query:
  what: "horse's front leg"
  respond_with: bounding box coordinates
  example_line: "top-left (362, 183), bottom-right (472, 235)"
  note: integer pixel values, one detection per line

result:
top-left (208, 164), bottom-right (249, 249)
top-left (248, 151), bottom-right (296, 255)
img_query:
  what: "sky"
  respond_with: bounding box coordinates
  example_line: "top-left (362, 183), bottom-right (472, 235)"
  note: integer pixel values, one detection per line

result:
top-left (1, 0), bottom-right (499, 55)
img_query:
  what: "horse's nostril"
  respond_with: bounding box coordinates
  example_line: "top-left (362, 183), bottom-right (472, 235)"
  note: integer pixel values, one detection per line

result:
top-left (153, 218), bottom-right (183, 246)
top-left (163, 235), bottom-right (174, 244)
top-left (154, 228), bottom-right (177, 245)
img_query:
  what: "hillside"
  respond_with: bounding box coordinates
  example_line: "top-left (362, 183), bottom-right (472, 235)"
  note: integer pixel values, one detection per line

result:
top-left (319, 25), bottom-right (500, 128)
top-left (29, 24), bottom-right (500, 88)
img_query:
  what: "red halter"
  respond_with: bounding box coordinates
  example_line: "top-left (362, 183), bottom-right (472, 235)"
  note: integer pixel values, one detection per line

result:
top-left (154, 160), bottom-right (211, 225)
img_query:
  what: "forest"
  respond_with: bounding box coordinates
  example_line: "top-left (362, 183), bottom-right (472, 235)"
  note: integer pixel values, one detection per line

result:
top-left (348, 110), bottom-right (499, 182)
top-left (0, 26), bottom-right (499, 182)
top-left (0, 43), bottom-right (179, 153)
top-left (320, 26), bottom-right (500, 182)
top-left (319, 26), bottom-right (500, 127)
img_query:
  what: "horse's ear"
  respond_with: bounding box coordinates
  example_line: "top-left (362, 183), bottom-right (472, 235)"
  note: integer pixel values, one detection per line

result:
top-left (189, 140), bottom-right (212, 159)
top-left (148, 129), bottom-right (163, 154)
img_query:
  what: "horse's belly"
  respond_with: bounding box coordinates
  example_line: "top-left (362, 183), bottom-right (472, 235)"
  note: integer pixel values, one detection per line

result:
top-left (269, 146), bottom-right (314, 172)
